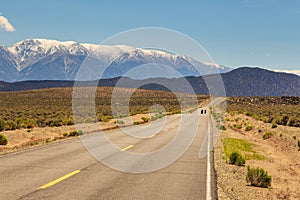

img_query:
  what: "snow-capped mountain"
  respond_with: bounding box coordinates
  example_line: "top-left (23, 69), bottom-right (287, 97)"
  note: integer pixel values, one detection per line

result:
top-left (0, 46), bottom-right (18, 82)
top-left (0, 39), bottom-right (231, 82)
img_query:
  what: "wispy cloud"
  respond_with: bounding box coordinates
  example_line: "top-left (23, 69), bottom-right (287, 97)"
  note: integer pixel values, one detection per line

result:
top-left (0, 15), bottom-right (15, 32)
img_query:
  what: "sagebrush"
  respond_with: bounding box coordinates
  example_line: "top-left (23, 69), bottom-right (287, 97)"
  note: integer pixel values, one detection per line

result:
top-left (246, 166), bottom-right (272, 188)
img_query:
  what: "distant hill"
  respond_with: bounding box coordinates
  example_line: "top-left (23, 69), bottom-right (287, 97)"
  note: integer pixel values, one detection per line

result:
top-left (0, 67), bottom-right (299, 96)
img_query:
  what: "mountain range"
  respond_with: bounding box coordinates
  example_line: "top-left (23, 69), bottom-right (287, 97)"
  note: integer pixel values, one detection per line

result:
top-left (0, 39), bottom-right (230, 82)
top-left (0, 39), bottom-right (299, 96)
top-left (0, 67), bottom-right (299, 96)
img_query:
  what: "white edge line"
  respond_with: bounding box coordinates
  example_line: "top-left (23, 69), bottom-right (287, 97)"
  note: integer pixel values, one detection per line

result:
top-left (206, 118), bottom-right (212, 200)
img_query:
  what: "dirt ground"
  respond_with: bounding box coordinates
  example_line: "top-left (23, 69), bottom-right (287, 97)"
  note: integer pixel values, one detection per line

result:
top-left (0, 113), bottom-right (152, 155)
top-left (214, 113), bottom-right (300, 200)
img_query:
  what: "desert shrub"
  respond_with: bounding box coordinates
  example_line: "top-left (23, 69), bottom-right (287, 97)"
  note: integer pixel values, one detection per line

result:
top-left (271, 124), bottom-right (278, 128)
top-left (227, 97), bottom-right (300, 128)
top-left (77, 130), bottom-right (83, 135)
top-left (298, 140), bottom-right (300, 149)
top-left (0, 134), bottom-right (8, 145)
top-left (62, 118), bottom-right (74, 126)
top-left (69, 130), bottom-right (78, 137)
top-left (19, 118), bottom-right (37, 129)
top-left (83, 118), bottom-right (97, 123)
top-left (150, 116), bottom-right (156, 121)
top-left (3, 120), bottom-right (16, 130)
top-left (229, 152), bottom-right (245, 166)
top-left (133, 121), bottom-right (140, 125)
top-left (172, 110), bottom-right (181, 114)
top-left (141, 117), bottom-right (150, 123)
top-left (233, 124), bottom-right (243, 129)
top-left (245, 125), bottom-right (253, 131)
top-left (218, 125), bottom-right (226, 130)
top-left (287, 116), bottom-right (300, 127)
top-left (46, 119), bottom-right (62, 127)
top-left (115, 120), bottom-right (124, 124)
top-left (150, 113), bottom-right (166, 121)
top-left (263, 132), bottom-right (273, 140)
top-left (246, 166), bottom-right (272, 188)
top-left (63, 132), bottom-right (68, 137)
top-left (101, 116), bottom-right (112, 122)
top-left (0, 119), bottom-right (5, 131)
top-left (258, 129), bottom-right (262, 133)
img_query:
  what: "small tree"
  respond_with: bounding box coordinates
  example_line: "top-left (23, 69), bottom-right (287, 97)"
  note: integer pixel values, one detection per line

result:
top-left (246, 166), bottom-right (271, 188)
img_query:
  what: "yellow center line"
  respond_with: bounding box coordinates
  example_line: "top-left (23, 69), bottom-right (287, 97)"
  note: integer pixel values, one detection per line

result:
top-left (37, 170), bottom-right (81, 190)
top-left (121, 145), bottom-right (134, 151)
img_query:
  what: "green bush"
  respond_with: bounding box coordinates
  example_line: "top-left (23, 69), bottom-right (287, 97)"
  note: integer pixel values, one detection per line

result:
top-left (297, 140), bottom-right (300, 149)
top-left (229, 152), bottom-right (245, 166)
top-left (69, 130), bottom-right (78, 137)
top-left (218, 125), bottom-right (226, 130)
top-left (133, 121), bottom-right (140, 125)
top-left (101, 115), bottom-right (113, 122)
top-left (271, 124), bottom-right (278, 128)
top-left (246, 166), bottom-right (272, 188)
top-left (77, 130), bottom-right (83, 136)
top-left (0, 119), bottom-right (5, 131)
top-left (63, 132), bottom-right (68, 137)
top-left (0, 134), bottom-right (8, 145)
top-left (5, 120), bottom-right (17, 130)
top-left (233, 124), bottom-right (243, 129)
top-left (258, 129), bottom-right (262, 133)
top-left (263, 132), bottom-right (273, 140)
top-left (141, 117), bottom-right (150, 123)
top-left (245, 125), bottom-right (253, 131)
top-left (115, 120), bottom-right (124, 124)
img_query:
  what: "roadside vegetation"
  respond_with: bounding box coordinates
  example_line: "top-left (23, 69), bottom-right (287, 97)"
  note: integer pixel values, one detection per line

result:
top-left (246, 166), bottom-right (272, 188)
top-left (227, 96), bottom-right (300, 128)
top-left (0, 87), bottom-right (208, 131)
top-left (222, 138), bottom-right (266, 161)
top-left (0, 134), bottom-right (8, 145)
top-left (215, 98), bottom-right (299, 199)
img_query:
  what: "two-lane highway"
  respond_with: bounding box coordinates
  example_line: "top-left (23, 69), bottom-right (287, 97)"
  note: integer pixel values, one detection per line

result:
top-left (0, 110), bottom-right (216, 200)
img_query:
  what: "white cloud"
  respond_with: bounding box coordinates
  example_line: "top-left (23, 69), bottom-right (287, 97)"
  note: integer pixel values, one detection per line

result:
top-left (0, 16), bottom-right (15, 32)
top-left (273, 69), bottom-right (300, 76)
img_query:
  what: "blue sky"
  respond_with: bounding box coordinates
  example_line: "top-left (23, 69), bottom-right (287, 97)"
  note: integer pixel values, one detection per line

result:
top-left (0, 0), bottom-right (299, 70)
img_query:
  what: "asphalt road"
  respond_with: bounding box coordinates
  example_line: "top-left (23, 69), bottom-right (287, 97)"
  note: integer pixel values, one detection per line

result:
top-left (0, 110), bottom-right (217, 200)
